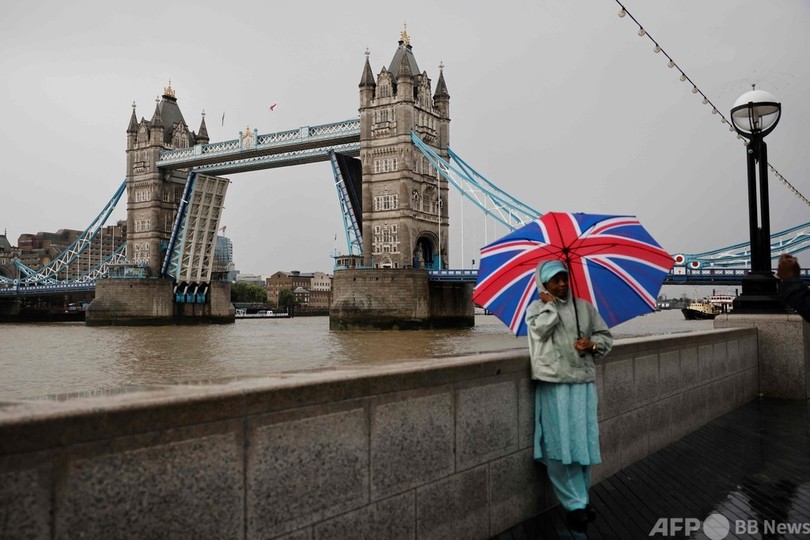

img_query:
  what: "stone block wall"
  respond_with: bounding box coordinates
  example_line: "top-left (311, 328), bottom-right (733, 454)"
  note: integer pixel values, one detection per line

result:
top-left (86, 277), bottom-right (175, 325)
top-left (87, 278), bottom-right (234, 325)
top-left (0, 327), bottom-right (758, 538)
top-left (428, 281), bottom-right (474, 328)
top-left (715, 312), bottom-right (810, 399)
top-left (330, 268), bottom-right (431, 329)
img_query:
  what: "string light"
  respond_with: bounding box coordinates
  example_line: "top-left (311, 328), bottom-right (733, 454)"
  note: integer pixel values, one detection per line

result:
top-left (613, 0), bottom-right (809, 207)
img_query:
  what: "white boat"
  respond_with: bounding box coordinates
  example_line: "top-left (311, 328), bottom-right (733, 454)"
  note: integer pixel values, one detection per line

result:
top-left (708, 293), bottom-right (735, 314)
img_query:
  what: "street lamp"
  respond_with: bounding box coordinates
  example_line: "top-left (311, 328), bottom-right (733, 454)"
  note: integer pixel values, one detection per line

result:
top-left (729, 87), bottom-right (783, 312)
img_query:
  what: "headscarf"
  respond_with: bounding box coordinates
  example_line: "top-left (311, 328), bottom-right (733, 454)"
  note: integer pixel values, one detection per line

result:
top-left (537, 259), bottom-right (568, 285)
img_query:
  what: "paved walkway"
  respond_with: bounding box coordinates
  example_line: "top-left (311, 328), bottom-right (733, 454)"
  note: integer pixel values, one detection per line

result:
top-left (494, 398), bottom-right (810, 539)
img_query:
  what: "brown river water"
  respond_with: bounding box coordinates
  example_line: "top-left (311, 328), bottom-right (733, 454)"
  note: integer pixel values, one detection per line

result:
top-left (0, 310), bottom-right (711, 401)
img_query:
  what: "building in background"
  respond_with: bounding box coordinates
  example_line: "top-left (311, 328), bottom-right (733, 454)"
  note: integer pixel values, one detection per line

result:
top-left (213, 235), bottom-right (237, 282)
top-left (0, 233), bottom-right (18, 280)
top-left (265, 270), bottom-right (333, 308)
top-left (7, 221), bottom-right (127, 281)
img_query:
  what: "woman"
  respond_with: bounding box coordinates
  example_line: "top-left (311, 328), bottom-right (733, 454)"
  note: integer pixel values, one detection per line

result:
top-left (525, 259), bottom-right (613, 532)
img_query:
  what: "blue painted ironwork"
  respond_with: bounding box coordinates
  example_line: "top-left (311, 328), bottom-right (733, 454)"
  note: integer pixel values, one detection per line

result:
top-left (425, 267), bottom-right (810, 285)
top-left (428, 269), bottom-right (478, 282)
top-left (157, 119), bottom-right (360, 172)
top-left (411, 132), bottom-right (540, 230)
top-left (328, 150), bottom-right (363, 256)
top-left (0, 281), bottom-right (97, 297)
top-left (160, 171), bottom-right (197, 279)
top-left (8, 181), bottom-right (126, 285)
top-left (673, 220), bottom-right (810, 269)
top-left (191, 142), bottom-right (360, 175)
top-left (74, 242), bottom-right (127, 283)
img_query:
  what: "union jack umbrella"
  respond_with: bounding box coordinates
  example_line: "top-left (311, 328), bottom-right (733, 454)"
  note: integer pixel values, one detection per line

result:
top-left (472, 212), bottom-right (675, 336)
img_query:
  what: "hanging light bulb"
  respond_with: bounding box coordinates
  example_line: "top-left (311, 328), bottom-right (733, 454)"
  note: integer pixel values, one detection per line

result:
top-left (728, 125), bottom-right (734, 132)
top-left (737, 134), bottom-right (742, 139)
top-left (638, 27), bottom-right (646, 36)
top-left (679, 73), bottom-right (687, 82)
top-left (692, 86), bottom-right (698, 94)
top-left (667, 60), bottom-right (675, 68)
top-left (711, 108), bottom-right (718, 114)
top-left (619, 8), bottom-right (626, 17)
top-left (721, 118), bottom-right (727, 124)
top-left (654, 45), bottom-right (661, 53)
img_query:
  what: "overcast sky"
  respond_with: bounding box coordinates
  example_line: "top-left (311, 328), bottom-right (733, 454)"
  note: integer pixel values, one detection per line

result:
top-left (1, 0), bottom-right (808, 276)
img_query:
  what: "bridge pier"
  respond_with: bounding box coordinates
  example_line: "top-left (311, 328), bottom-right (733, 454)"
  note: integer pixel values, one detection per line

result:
top-left (86, 278), bottom-right (234, 325)
top-left (330, 268), bottom-right (473, 330)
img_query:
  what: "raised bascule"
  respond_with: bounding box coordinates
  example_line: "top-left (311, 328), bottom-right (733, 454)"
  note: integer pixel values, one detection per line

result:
top-left (1, 29), bottom-right (808, 324)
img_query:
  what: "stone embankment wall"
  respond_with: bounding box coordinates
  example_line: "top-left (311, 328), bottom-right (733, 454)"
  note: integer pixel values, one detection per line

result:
top-left (0, 327), bottom-right (757, 539)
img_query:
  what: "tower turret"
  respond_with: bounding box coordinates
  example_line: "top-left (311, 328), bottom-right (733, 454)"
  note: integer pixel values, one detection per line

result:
top-left (197, 112), bottom-right (209, 145)
top-left (359, 50), bottom-right (376, 108)
top-left (433, 65), bottom-right (450, 148)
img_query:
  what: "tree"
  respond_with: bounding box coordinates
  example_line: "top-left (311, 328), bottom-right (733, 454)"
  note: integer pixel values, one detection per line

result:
top-left (277, 288), bottom-right (297, 312)
top-left (231, 282), bottom-right (267, 303)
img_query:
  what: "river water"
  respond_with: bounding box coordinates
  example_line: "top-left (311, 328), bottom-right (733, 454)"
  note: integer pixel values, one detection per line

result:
top-left (0, 309), bottom-right (712, 401)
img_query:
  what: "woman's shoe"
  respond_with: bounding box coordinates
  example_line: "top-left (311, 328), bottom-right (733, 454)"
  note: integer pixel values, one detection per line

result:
top-left (585, 504), bottom-right (597, 522)
top-left (566, 509), bottom-right (589, 532)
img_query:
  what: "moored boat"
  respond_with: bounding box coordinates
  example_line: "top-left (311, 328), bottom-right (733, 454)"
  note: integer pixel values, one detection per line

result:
top-left (681, 301), bottom-right (721, 320)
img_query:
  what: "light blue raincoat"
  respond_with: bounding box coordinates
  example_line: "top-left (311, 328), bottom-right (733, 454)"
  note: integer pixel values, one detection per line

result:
top-left (526, 261), bottom-right (613, 466)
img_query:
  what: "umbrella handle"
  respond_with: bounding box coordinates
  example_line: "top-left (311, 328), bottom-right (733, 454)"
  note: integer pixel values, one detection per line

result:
top-left (564, 257), bottom-right (583, 338)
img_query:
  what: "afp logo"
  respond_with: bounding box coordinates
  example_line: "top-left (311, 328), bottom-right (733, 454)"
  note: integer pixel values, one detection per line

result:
top-left (649, 514), bottom-right (730, 539)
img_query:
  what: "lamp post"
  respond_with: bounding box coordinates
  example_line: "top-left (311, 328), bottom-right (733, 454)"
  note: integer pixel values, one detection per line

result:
top-left (729, 87), bottom-right (783, 312)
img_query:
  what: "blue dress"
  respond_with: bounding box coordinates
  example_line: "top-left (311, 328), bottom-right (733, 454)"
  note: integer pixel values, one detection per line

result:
top-left (534, 381), bottom-right (601, 466)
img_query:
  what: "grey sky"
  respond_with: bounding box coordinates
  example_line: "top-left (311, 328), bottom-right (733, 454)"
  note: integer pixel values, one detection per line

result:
top-left (1, 0), bottom-right (808, 276)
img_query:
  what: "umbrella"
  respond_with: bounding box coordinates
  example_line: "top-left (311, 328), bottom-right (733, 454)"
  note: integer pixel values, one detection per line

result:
top-left (472, 212), bottom-right (675, 336)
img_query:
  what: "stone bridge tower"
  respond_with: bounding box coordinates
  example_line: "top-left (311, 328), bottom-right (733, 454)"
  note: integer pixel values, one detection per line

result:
top-left (125, 83), bottom-right (209, 277)
top-left (359, 28), bottom-right (450, 269)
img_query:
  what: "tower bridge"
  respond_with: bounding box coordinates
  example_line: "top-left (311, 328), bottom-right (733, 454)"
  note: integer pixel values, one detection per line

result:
top-left (1, 29), bottom-right (809, 323)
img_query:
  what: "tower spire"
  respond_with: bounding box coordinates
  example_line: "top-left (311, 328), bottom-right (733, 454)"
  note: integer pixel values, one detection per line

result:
top-left (360, 48), bottom-right (376, 88)
top-left (434, 62), bottom-right (449, 99)
top-left (197, 110), bottom-right (209, 144)
top-left (150, 96), bottom-right (163, 128)
top-left (127, 101), bottom-right (138, 133)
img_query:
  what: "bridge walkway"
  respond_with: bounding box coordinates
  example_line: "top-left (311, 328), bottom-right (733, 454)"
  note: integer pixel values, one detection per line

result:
top-left (493, 398), bottom-right (810, 539)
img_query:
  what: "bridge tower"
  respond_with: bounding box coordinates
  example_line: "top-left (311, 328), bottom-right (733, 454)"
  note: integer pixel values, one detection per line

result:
top-left (359, 28), bottom-right (451, 269)
top-left (125, 83), bottom-right (209, 277)
top-left (331, 30), bottom-right (470, 330)
top-left (87, 84), bottom-right (234, 325)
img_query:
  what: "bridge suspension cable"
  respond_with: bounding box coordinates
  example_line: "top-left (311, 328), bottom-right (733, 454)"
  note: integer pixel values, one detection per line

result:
top-left (7, 181), bottom-right (127, 285)
top-left (675, 220), bottom-right (810, 269)
top-left (410, 132), bottom-right (540, 231)
top-left (612, 0), bottom-right (810, 209)
top-left (74, 242), bottom-right (128, 283)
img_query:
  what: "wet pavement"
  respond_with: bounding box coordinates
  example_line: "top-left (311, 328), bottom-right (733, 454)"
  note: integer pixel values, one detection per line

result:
top-left (494, 398), bottom-right (810, 539)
